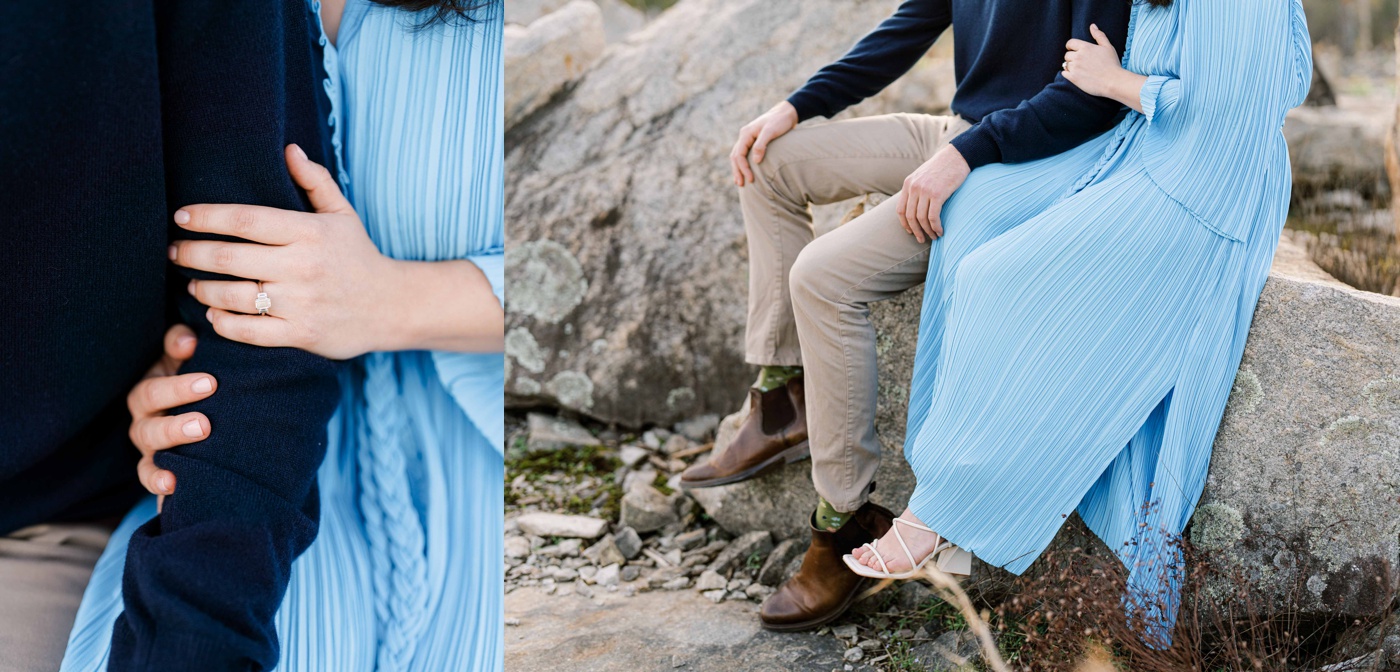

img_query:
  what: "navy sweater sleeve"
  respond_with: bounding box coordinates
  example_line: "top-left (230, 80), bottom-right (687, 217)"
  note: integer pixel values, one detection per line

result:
top-left (949, 0), bottom-right (1132, 168)
top-left (107, 2), bottom-right (341, 671)
top-left (786, 0), bottom-right (953, 122)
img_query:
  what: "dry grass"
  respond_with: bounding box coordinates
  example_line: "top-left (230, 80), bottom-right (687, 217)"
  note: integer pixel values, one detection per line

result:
top-left (954, 536), bottom-right (1399, 672)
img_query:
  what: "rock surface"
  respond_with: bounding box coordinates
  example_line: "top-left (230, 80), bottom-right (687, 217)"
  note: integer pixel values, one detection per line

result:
top-left (504, 0), bottom-right (606, 130)
top-left (505, 0), bottom-right (906, 424)
top-left (693, 236), bottom-right (1400, 617)
top-left (505, 586), bottom-right (869, 671)
top-left (525, 412), bottom-right (599, 453)
top-left (516, 512), bottom-right (610, 540)
top-left (506, 0), bottom-right (647, 43)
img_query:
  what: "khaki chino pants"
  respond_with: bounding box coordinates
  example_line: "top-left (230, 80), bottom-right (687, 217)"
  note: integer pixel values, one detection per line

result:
top-left (741, 113), bottom-right (970, 512)
top-left (0, 524), bottom-right (112, 672)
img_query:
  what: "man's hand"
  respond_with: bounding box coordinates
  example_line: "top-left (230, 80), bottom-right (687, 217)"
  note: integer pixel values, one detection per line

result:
top-left (126, 324), bottom-right (217, 510)
top-left (897, 145), bottom-right (971, 243)
top-left (731, 101), bottom-right (799, 187)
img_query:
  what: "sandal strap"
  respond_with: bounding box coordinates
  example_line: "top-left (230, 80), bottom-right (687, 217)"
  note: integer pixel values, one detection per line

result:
top-left (891, 517), bottom-right (943, 573)
top-left (893, 516), bottom-right (936, 534)
top-left (862, 542), bottom-right (889, 574)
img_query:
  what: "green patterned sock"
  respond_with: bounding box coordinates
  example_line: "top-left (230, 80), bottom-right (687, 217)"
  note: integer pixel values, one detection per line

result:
top-left (756, 365), bottom-right (803, 393)
top-left (814, 498), bottom-right (850, 532)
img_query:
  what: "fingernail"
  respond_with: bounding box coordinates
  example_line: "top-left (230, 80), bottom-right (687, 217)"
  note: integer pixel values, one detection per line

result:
top-left (174, 210), bottom-right (190, 225)
top-left (182, 420), bottom-right (203, 438)
top-left (205, 307), bottom-right (214, 323)
top-left (291, 144), bottom-right (307, 161)
top-left (167, 245), bottom-right (177, 261)
top-left (187, 279), bottom-right (196, 295)
top-left (157, 473), bottom-right (173, 493)
top-left (192, 377), bottom-right (212, 394)
top-left (176, 334), bottom-right (195, 350)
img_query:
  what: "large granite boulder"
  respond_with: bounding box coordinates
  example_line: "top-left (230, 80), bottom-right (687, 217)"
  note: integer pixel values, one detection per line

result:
top-left (504, 0), bottom-right (910, 425)
top-left (692, 235), bottom-right (1400, 617)
top-left (506, 0), bottom-right (647, 43)
top-left (504, 1), bottom-right (607, 130)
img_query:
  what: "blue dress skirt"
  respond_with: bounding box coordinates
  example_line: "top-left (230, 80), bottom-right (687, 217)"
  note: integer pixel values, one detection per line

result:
top-left (901, 0), bottom-right (1312, 641)
top-left (60, 1), bottom-right (505, 670)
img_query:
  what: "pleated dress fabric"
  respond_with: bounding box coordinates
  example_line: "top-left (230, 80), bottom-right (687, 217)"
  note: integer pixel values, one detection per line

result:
top-left (59, 1), bottom-right (505, 670)
top-left (900, 0), bottom-right (1312, 643)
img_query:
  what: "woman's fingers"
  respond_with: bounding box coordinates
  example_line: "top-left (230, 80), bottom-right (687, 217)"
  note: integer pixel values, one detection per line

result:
top-left (130, 411), bottom-right (209, 456)
top-left (207, 308), bottom-right (299, 349)
top-left (164, 324), bottom-right (198, 360)
top-left (169, 239), bottom-right (288, 280)
top-left (285, 144), bottom-right (354, 215)
top-left (137, 455), bottom-right (177, 496)
top-left (145, 324), bottom-right (198, 379)
top-left (128, 372), bottom-right (217, 418)
top-left (1090, 23), bottom-right (1111, 48)
top-left (188, 279), bottom-right (266, 315)
top-left (1066, 38), bottom-right (1090, 52)
top-left (174, 204), bottom-right (307, 246)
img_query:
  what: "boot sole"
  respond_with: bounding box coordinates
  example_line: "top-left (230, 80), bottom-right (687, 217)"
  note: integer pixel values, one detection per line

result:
top-left (758, 577), bottom-right (868, 633)
top-left (679, 441), bottom-right (810, 490)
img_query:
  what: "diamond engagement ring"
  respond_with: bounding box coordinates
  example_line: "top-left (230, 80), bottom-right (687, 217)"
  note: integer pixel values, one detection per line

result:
top-left (255, 284), bottom-right (272, 316)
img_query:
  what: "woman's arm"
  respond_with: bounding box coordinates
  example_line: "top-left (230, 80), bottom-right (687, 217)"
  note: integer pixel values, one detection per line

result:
top-left (1062, 24), bottom-right (1150, 115)
top-left (380, 257), bottom-right (504, 353)
top-left (171, 145), bottom-right (504, 360)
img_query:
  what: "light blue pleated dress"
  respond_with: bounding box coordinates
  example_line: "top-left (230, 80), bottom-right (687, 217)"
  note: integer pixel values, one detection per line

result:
top-left (60, 1), bottom-right (505, 670)
top-left (901, 0), bottom-right (1311, 642)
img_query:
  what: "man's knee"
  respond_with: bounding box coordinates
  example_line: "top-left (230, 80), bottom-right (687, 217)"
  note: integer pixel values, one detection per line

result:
top-left (789, 240), bottom-right (841, 310)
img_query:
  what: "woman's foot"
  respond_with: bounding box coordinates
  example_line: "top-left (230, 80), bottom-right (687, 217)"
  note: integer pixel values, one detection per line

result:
top-left (851, 508), bottom-right (944, 573)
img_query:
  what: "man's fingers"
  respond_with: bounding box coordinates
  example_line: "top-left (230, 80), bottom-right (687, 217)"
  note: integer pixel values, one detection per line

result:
top-left (169, 239), bottom-right (287, 280)
top-left (285, 144), bottom-right (354, 215)
top-left (128, 373), bottom-right (217, 417)
top-left (914, 193), bottom-right (933, 240)
top-left (173, 204), bottom-right (306, 246)
top-left (732, 128), bottom-right (758, 186)
top-left (137, 456), bottom-right (177, 496)
top-left (903, 189), bottom-right (925, 243)
top-left (895, 191), bottom-right (913, 236)
top-left (207, 308), bottom-right (299, 349)
top-left (188, 279), bottom-right (266, 315)
top-left (751, 124), bottom-right (780, 166)
top-left (131, 412), bottom-right (209, 457)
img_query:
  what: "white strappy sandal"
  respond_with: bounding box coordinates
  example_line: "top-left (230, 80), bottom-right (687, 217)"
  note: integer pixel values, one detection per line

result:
top-left (842, 517), bottom-right (973, 581)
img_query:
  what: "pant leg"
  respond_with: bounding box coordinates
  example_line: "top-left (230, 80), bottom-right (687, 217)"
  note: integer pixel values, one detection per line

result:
top-left (0, 524), bottom-right (111, 672)
top-left (787, 192), bottom-right (942, 513)
top-left (742, 113), bottom-right (967, 366)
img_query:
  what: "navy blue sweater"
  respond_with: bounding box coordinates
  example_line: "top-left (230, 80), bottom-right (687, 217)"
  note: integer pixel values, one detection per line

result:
top-left (787, 0), bottom-right (1132, 169)
top-left (0, 2), bottom-right (339, 670)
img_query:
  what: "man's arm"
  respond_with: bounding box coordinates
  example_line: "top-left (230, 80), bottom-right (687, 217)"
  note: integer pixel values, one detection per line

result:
top-left (786, 0), bottom-right (953, 122)
top-left (108, 1), bottom-right (341, 670)
top-left (948, 0), bottom-right (1132, 169)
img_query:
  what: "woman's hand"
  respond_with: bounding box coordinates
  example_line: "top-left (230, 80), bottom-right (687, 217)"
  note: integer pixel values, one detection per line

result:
top-left (127, 324), bottom-right (218, 510)
top-left (170, 145), bottom-right (403, 360)
top-left (1063, 24), bottom-right (1147, 113)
